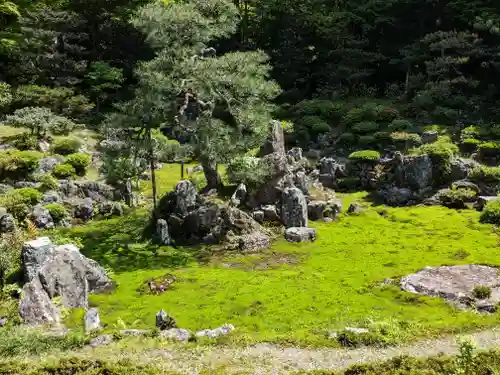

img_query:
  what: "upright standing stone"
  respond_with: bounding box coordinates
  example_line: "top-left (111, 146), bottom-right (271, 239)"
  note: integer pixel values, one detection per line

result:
top-left (281, 187), bottom-right (308, 228)
top-left (84, 308), bottom-right (101, 333)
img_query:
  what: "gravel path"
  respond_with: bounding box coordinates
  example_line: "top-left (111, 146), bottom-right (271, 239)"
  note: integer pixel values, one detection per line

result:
top-left (60, 328), bottom-right (500, 374)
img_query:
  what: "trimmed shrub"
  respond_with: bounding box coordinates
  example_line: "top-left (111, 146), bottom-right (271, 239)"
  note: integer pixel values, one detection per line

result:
top-left (461, 125), bottom-right (480, 139)
top-left (52, 163), bottom-right (76, 179)
top-left (438, 188), bottom-right (476, 209)
top-left (342, 103), bottom-right (381, 125)
top-left (2, 133), bottom-right (37, 151)
top-left (374, 131), bottom-right (391, 142)
top-left (478, 142), bottom-right (500, 160)
top-left (348, 150), bottom-right (380, 163)
top-left (45, 203), bottom-right (67, 223)
top-left (226, 156), bottom-right (270, 188)
top-left (34, 173), bottom-right (59, 192)
top-left (65, 153), bottom-right (90, 176)
top-left (0, 150), bottom-right (43, 181)
top-left (490, 125), bottom-right (500, 138)
top-left (480, 199), bottom-right (500, 225)
top-left (388, 119), bottom-right (413, 132)
top-left (0, 188), bottom-right (42, 219)
top-left (469, 166), bottom-right (500, 184)
top-left (351, 121), bottom-right (379, 134)
top-left (338, 133), bottom-right (356, 146)
top-left (293, 99), bottom-right (344, 121)
top-left (51, 137), bottom-right (82, 155)
top-left (336, 177), bottom-right (361, 191)
top-left (297, 115), bottom-right (331, 134)
top-left (413, 142), bottom-right (458, 184)
top-left (460, 138), bottom-right (481, 153)
top-left (390, 132), bottom-right (422, 149)
top-left (473, 285), bottom-right (492, 299)
top-left (15, 187), bottom-right (42, 205)
top-left (376, 107), bottom-right (399, 122)
top-left (358, 135), bottom-right (377, 147)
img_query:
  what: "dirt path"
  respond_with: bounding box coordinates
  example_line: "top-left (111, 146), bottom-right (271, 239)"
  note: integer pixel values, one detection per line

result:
top-left (62, 328), bottom-right (500, 374)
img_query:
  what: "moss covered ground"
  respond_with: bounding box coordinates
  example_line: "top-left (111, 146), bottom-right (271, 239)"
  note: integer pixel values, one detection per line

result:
top-left (47, 165), bottom-right (500, 348)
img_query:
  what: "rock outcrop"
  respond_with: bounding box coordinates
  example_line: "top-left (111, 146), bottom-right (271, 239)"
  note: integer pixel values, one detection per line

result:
top-left (19, 237), bottom-right (113, 325)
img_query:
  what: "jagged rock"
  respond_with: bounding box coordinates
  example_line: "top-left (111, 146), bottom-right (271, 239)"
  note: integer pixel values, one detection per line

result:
top-left (287, 147), bottom-right (303, 163)
top-left (20, 237), bottom-right (113, 323)
top-left (294, 171), bottom-right (308, 195)
top-left (59, 180), bottom-right (79, 198)
top-left (262, 205), bottom-right (279, 221)
top-left (421, 131), bottom-right (438, 144)
top-left (98, 201), bottom-right (124, 217)
top-left (182, 204), bottom-right (220, 239)
top-left (73, 198), bottom-right (94, 221)
top-left (186, 165), bottom-right (204, 175)
top-left (238, 231), bottom-right (270, 252)
top-left (37, 140), bottom-right (50, 153)
top-left (476, 196), bottom-right (500, 211)
top-left (76, 181), bottom-right (115, 202)
top-left (35, 156), bottom-right (64, 174)
top-left (400, 155), bottom-right (433, 190)
top-left (285, 227), bottom-right (316, 242)
top-left (344, 327), bottom-right (369, 334)
top-left (401, 264), bottom-right (500, 312)
top-left (347, 203), bottom-right (362, 214)
top-left (195, 324), bottom-right (235, 338)
top-left (159, 328), bottom-right (193, 342)
top-left (19, 278), bottom-right (60, 326)
top-left (84, 308), bottom-right (101, 333)
top-left (155, 219), bottom-right (171, 245)
top-left (0, 184), bottom-right (12, 194)
top-left (174, 180), bottom-right (198, 217)
top-left (120, 329), bottom-right (151, 336)
top-left (0, 209), bottom-right (15, 233)
top-left (252, 210), bottom-right (264, 223)
top-left (30, 205), bottom-right (54, 230)
top-left (89, 334), bottom-right (113, 348)
top-left (0, 317), bottom-right (7, 327)
top-left (380, 186), bottom-right (414, 206)
top-left (155, 309), bottom-right (176, 330)
top-left (14, 181), bottom-right (38, 189)
top-left (450, 158), bottom-right (478, 181)
top-left (43, 191), bottom-right (62, 203)
top-left (230, 183), bottom-right (247, 206)
top-left (281, 187), bottom-right (308, 228)
top-left (260, 120), bottom-right (285, 155)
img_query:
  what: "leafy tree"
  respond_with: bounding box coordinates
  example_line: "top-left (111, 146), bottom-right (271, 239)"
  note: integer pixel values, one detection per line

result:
top-left (118, 0), bottom-right (281, 196)
top-left (5, 106), bottom-right (79, 138)
top-left (85, 62), bottom-right (125, 113)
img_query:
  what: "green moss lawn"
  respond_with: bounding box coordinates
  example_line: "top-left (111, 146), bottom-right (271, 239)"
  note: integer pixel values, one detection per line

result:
top-left (51, 164), bottom-right (500, 347)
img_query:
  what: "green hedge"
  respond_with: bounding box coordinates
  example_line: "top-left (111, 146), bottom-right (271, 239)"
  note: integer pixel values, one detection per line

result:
top-left (348, 150), bottom-right (381, 163)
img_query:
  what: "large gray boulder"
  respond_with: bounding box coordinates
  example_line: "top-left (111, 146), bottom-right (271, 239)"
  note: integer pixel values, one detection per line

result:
top-left (73, 198), bottom-right (94, 221)
top-left (155, 309), bottom-right (176, 330)
top-left (19, 278), bottom-right (60, 326)
top-left (30, 205), bottom-right (54, 230)
top-left (20, 237), bottom-right (113, 324)
top-left (174, 180), bottom-right (198, 217)
top-left (155, 219), bottom-right (171, 245)
top-left (281, 187), bottom-right (308, 228)
top-left (285, 227), bottom-right (316, 242)
top-left (35, 156), bottom-right (64, 174)
top-left (401, 155), bottom-right (433, 190)
top-left (259, 120), bottom-right (285, 155)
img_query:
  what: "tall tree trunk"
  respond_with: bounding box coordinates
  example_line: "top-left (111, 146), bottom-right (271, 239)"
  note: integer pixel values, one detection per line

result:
top-left (147, 127), bottom-right (158, 215)
top-left (201, 157), bottom-right (223, 190)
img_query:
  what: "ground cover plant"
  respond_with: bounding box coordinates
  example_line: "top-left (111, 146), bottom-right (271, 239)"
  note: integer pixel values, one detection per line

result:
top-left (52, 180), bottom-right (500, 348)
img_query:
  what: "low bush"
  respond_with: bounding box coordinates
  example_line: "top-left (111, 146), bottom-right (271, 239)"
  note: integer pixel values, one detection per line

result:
top-left (438, 188), bottom-right (476, 209)
top-left (461, 125), bottom-right (481, 139)
top-left (374, 131), bottom-right (391, 142)
top-left (297, 115), bottom-right (331, 136)
top-left (351, 121), bottom-right (380, 134)
top-left (157, 139), bottom-right (193, 163)
top-left (343, 103), bottom-right (381, 125)
top-left (65, 153), bottom-right (90, 176)
top-left (51, 136), bottom-right (82, 155)
top-left (480, 199), bottom-right (500, 225)
top-left (478, 142), bottom-right (500, 160)
top-left (0, 150), bottom-right (43, 181)
top-left (388, 119), bottom-right (413, 132)
top-left (469, 165), bottom-right (500, 184)
top-left (460, 138), bottom-right (481, 153)
top-left (390, 132), bottom-right (422, 149)
top-left (473, 285), bottom-right (492, 299)
top-left (357, 135), bottom-right (377, 147)
top-left (336, 177), bottom-right (361, 191)
top-left (0, 188), bottom-right (43, 220)
top-left (293, 99), bottom-right (344, 121)
top-left (45, 203), bottom-right (67, 223)
top-left (2, 133), bottom-right (37, 151)
top-left (14, 187), bottom-right (42, 205)
top-left (34, 173), bottom-right (59, 192)
top-left (226, 156), bottom-right (270, 188)
top-left (348, 150), bottom-right (380, 163)
top-left (52, 163), bottom-right (76, 179)
top-left (412, 141), bottom-right (458, 185)
top-left (376, 107), bottom-right (399, 122)
top-left (337, 133), bottom-right (356, 146)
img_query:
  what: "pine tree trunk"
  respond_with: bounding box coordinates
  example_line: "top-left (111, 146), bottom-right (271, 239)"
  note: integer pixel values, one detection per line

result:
top-left (201, 158), bottom-right (223, 190)
top-left (147, 127), bottom-right (158, 215)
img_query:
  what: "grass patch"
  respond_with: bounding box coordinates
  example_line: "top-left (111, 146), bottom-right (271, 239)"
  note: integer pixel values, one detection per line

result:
top-left (54, 194), bottom-right (500, 347)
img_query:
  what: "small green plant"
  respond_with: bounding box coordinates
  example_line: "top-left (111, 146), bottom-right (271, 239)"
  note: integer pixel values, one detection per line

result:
top-left (478, 142), bottom-right (500, 160)
top-left (390, 132), bottom-right (422, 149)
top-left (65, 153), bottom-right (91, 176)
top-left (461, 125), bottom-right (481, 139)
top-left (469, 165), bottom-right (500, 184)
top-left (226, 156), bottom-right (270, 188)
top-left (338, 132), bottom-right (357, 146)
top-left (348, 150), bottom-right (381, 163)
top-left (473, 285), bottom-right (492, 299)
top-left (454, 337), bottom-right (476, 375)
top-left (51, 136), bottom-right (82, 155)
top-left (358, 135), bottom-right (377, 147)
top-left (34, 173), bottom-right (59, 192)
top-left (0, 150), bottom-right (43, 180)
top-left (351, 121), bottom-right (379, 134)
top-left (480, 200), bottom-right (500, 225)
top-left (460, 138), bottom-right (481, 153)
top-left (52, 163), bottom-right (76, 179)
top-left (45, 203), bottom-right (67, 223)
top-left (388, 119), bottom-right (413, 131)
top-left (12, 187), bottom-right (42, 205)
